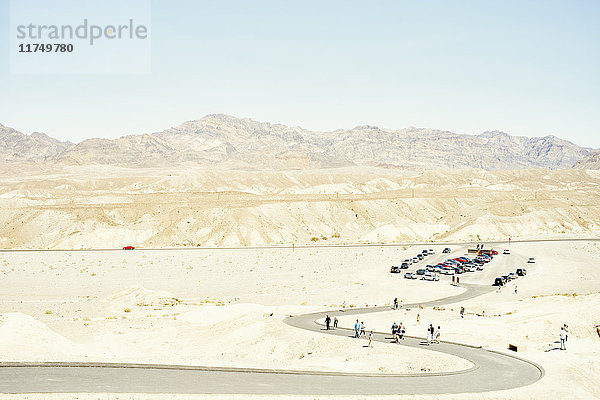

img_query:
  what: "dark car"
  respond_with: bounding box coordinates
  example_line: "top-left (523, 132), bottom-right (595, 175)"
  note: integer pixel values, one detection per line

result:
top-left (401, 262), bottom-right (410, 269)
top-left (416, 268), bottom-right (427, 275)
top-left (443, 247), bottom-right (451, 253)
top-left (516, 268), bottom-right (527, 276)
top-left (417, 254), bottom-right (424, 260)
top-left (123, 246), bottom-right (135, 250)
top-left (493, 277), bottom-right (504, 286)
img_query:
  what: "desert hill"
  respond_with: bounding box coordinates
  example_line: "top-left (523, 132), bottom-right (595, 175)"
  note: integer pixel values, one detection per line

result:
top-left (1, 165), bottom-right (599, 249)
top-left (0, 115), bottom-right (594, 170)
top-left (574, 151), bottom-right (600, 169)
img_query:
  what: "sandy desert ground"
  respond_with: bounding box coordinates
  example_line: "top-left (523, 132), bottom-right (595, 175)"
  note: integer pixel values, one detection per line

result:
top-left (0, 240), bottom-right (599, 399)
top-left (1, 166), bottom-right (599, 399)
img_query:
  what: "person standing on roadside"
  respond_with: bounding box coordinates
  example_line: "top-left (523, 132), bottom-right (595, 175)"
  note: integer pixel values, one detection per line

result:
top-left (514, 285), bottom-right (518, 294)
top-left (325, 315), bottom-right (331, 330)
top-left (333, 316), bottom-right (338, 329)
top-left (416, 313), bottom-right (420, 325)
top-left (368, 330), bottom-right (374, 347)
top-left (393, 297), bottom-right (398, 310)
top-left (354, 319), bottom-right (360, 338)
top-left (435, 326), bottom-right (441, 344)
top-left (560, 326), bottom-right (567, 350)
top-left (427, 324), bottom-right (434, 345)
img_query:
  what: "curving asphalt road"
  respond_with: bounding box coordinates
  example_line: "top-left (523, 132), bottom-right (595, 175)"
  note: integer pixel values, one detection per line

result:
top-left (0, 283), bottom-right (543, 395)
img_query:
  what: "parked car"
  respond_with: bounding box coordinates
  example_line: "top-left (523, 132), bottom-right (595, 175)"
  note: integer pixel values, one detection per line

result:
top-left (527, 257), bottom-right (535, 263)
top-left (417, 254), bottom-right (424, 260)
top-left (422, 249), bottom-right (428, 255)
top-left (401, 262), bottom-right (410, 269)
top-left (122, 246), bottom-right (135, 250)
top-left (390, 265), bottom-right (402, 273)
top-left (503, 249), bottom-right (510, 255)
top-left (493, 277), bottom-right (504, 286)
top-left (416, 268), bottom-right (427, 275)
top-left (439, 267), bottom-right (455, 275)
top-left (404, 259), bottom-right (412, 265)
top-left (501, 275), bottom-right (510, 283)
top-left (491, 250), bottom-right (498, 255)
top-left (508, 272), bottom-right (517, 280)
top-left (516, 268), bottom-right (527, 276)
top-left (428, 248), bottom-right (434, 254)
top-left (426, 265), bottom-right (437, 272)
top-left (413, 257), bottom-right (419, 263)
top-left (422, 272), bottom-right (440, 281)
top-left (443, 247), bottom-right (451, 253)
top-left (404, 272), bottom-right (418, 279)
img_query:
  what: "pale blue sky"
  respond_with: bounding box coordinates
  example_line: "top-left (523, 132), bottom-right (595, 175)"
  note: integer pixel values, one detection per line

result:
top-left (1, 0), bottom-right (599, 147)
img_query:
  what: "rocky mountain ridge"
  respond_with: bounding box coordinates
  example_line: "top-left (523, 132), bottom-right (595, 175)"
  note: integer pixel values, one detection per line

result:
top-left (0, 115), bottom-right (595, 170)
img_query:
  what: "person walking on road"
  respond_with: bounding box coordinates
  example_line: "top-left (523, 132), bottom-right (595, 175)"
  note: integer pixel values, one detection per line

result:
top-left (368, 331), bottom-right (374, 347)
top-left (333, 316), bottom-right (338, 329)
top-left (393, 297), bottom-right (398, 310)
top-left (416, 313), bottom-right (420, 325)
top-left (354, 320), bottom-right (360, 338)
top-left (360, 321), bottom-right (366, 336)
top-left (435, 326), bottom-right (441, 344)
top-left (325, 315), bottom-right (331, 330)
top-left (514, 285), bottom-right (518, 294)
top-left (460, 307), bottom-right (465, 319)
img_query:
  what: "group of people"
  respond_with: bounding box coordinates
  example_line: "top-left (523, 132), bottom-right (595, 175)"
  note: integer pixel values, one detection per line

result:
top-left (391, 321), bottom-right (406, 343)
top-left (393, 297), bottom-right (403, 310)
top-left (324, 315), bottom-right (338, 330)
top-left (426, 323), bottom-right (441, 345)
top-left (354, 319), bottom-right (374, 346)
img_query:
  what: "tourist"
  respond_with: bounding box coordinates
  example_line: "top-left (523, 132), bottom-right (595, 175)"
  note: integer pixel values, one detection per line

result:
top-left (391, 321), bottom-right (398, 335)
top-left (393, 297), bottom-right (398, 310)
top-left (435, 326), bottom-right (441, 343)
top-left (368, 331), bottom-right (374, 347)
top-left (560, 326), bottom-right (567, 350)
top-left (460, 307), bottom-right (465, 319)
top-left (416, 313), bottom-right (420, 325)
top-left (514, 285), bottom-right (518, 294)
top-left (325, 315), bottom-right (331, 330)
top-left (354, 319), bottom-right (360, 338)
top-left (333, 316), bottom-right (338, 329)
top-left (427, 324), bottom-right (434, 345)
top-left (360, 321), bottom-right (366, 336)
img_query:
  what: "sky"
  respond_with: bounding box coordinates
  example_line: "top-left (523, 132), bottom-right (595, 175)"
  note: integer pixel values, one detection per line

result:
top-left (0, 0), bottom-right (599, 147)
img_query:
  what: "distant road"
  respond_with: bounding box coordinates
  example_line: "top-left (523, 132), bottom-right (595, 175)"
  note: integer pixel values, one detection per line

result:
top-left (0, 237), bottom-right (598, 252)
top-left (0, 283), bottom-right (543, 395)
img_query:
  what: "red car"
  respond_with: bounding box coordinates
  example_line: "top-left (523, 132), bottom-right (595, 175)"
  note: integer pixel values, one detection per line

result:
top-left (122, 246), bottom-right (135, 250)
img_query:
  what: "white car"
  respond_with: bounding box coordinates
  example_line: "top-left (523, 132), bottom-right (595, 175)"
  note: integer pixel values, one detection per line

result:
top-left (527, 257), bottom-right (535, 263)
top-left (439, 268), bottom-right (455, 275)
top-left (422, 272), bottom-right (440, 281)
top-left (503, 249), bottom-right (510, 255)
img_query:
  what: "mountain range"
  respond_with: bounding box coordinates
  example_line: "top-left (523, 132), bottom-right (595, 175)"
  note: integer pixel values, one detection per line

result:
top-left (1, 114), bottom-right (596, 170)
